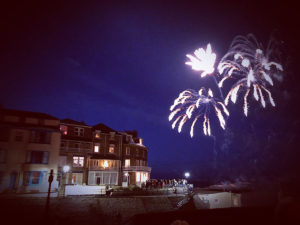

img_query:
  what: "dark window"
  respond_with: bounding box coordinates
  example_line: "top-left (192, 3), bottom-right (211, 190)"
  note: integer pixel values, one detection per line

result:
top-left (0, 126), bottom-right (9, 142)
top-left (74, 127), bottom-right (84, 137)
top-left (29, 130), bottom-right (51, 144)
top-left (0, 171), bottom-right (3, 185)
top-left (0, 149), bottom-right (5, 163)
top-left (26, 151), bottom-right (49, 164)
top-left (31, 172), bottom-right (41, 184)
top-left (96, 177), bottom-right (101, 185)
top-left (15, 131), bottom-right (23, 142)
top-left (23, 171), bottom-right (42, 186)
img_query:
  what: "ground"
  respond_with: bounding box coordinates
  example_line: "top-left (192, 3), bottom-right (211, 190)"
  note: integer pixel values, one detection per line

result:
top-left (0, 195), bottom-right (185, 225)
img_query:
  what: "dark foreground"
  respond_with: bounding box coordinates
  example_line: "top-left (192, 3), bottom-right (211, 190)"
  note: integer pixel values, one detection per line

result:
top-left (129, 207), bottom-right (291, 225)
top-left (0, 195), bottom-right (299, 225)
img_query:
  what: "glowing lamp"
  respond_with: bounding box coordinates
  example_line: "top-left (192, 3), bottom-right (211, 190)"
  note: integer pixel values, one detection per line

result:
top-left (63, 165), bottom-right (70, 173)
top-left (184, 172), bottom-right (190, 178)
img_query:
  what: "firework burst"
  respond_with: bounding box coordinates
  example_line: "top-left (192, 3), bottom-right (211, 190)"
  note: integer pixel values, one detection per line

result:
top-left (185, 44), bottom-right (216, 77)
top-left (218, 34), bottom-right (283, 116)
top-left (169, 33), bottom-right (283, 137)
top-left (169, 88), bottom-right (229, 137)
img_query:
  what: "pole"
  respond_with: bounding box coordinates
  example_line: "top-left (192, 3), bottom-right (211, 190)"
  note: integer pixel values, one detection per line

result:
top-left (44, 169), bottom-right (53, 217)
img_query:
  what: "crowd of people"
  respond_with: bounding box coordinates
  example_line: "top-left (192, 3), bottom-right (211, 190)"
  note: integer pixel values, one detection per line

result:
top-left (144, 178), bottom-right (189, 189)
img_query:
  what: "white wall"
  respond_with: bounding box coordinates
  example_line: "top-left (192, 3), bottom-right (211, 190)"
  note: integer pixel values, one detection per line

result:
top-left (65, 185), bottom-right (106, 196)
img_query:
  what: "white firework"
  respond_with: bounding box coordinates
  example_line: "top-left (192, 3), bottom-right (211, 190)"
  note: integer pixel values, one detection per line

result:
top-left (169, 88), bottom-right (229, 137)
top-left (217, 34), bottom-right (283, 116)
top-left (185, 44), bottom-right (216, 77)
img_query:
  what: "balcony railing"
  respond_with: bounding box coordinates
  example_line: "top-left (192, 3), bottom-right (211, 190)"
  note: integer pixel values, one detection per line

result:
top-left (88, 166), bottom-right (119, 171)
top-left (60, 146), bottom-right (92, 153)
top-left (123, 166), bottom-right (151, 173)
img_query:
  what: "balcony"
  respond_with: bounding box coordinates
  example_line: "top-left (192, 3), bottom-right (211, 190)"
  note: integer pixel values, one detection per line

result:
top-left (88, 165), bottom-right (119, 171)
top-left (123, 166), bottom-right (151, 173)
top-left (60, 146), bottom-right (92, 154)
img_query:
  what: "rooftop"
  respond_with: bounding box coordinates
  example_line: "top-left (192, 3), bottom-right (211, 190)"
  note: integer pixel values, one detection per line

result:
top-left (1, 108), bottom-right (58, 120)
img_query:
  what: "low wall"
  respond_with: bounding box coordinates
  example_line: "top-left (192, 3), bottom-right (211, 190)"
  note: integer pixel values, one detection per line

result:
top-left (65, 185), bottom-right (106, 196)
top-left (193, 192), bottom-right (241, 209)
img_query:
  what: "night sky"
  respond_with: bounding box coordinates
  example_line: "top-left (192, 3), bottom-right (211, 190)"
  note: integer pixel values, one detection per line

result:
top-left (1, 1), bottom-right (299, 180)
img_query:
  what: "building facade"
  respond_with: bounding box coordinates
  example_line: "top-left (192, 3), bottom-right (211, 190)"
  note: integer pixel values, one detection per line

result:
top-left (59, 119), bottom-right (93, 185)
top-left (0, 108), bottom-right (151, 193)
top-left (121, 131), bottom-right (151, 187)
top-left (88, 124), bottom-right (123, 186)
top-left (0, 108), bottom-right (60, 193)
top-left (59, 122), bottom-right (151, 187)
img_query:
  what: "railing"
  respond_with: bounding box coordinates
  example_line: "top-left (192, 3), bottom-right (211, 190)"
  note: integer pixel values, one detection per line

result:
top-left (60, 147), bottom-right (92, 153)
top-left (122, 166), bottom-right (151, 172)
top-left (88, 166), bottom-right (119, 171)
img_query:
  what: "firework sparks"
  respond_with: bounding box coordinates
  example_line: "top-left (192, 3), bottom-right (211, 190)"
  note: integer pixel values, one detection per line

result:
top-left (218, 34), bottom-right (283, 116)
top-left (169, 33), bottom-right (283, 137)
top-left (185, 44), bottom-right (216, 77)
top-left (169, 88), bottom-right (229, 137)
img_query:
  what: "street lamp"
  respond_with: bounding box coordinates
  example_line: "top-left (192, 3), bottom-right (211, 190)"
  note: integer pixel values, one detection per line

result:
top-left (184, 172), bottom-right (190, 179)
top-left (63, 165), bottom-right (70, 173)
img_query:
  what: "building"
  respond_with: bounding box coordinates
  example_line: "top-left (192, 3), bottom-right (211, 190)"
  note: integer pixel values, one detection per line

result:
top-left (0, 107), bottom-right (151, 193)
top-left (59, 119), bottom-right (93, 185)
top-left (0, 108), bottom-right (60, 193)
top-left (88, 123), bottom-right (123, 186)
top-left (59, 122), bottom-right (151, 187)
top-left (121, 131), bottom-right (151, 187)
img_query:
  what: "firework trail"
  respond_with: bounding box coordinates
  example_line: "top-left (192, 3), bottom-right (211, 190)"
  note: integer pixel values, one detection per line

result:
top-left (169, 33), bottom-right (283, 137)
top-left (169, 88), bottom-right (229, 137)
top-left (217, 34), bottom-right (283, 116)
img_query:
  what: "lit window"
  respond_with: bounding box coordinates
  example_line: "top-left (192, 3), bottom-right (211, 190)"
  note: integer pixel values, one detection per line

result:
top-left (103, 160), bottom-right (109, 168)
top-left (125, 159), bottom-right (130, 167)
top-left (94, 144), bottom-right (100, 153)
top-left (136, 172), bottom-right (140, 182)
top-left (109, 145), bottom-right (115, 153)
top-left (141, 172), bottom-right (148, 182)
top-left (60, 125), bottom-right (68, 135)
top-left (126, 147), bottom-right (130, 155)
top-left (95, 130), bottom-right (100, 138)
top-left (74, 127), bottom-right (84, 137)
top-left (73, 156), bottom-right (84, 167)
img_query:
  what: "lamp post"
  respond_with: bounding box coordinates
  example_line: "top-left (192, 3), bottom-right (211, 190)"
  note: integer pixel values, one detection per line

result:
top-left (44, 169), bottom-right (53, 218)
